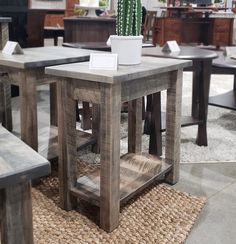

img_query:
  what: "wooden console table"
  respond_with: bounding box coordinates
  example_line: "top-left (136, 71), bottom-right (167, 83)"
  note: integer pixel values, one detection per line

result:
top-left (64, 16), bottom-right (116, 43)
top-left (45, 57), bottom-right (191, 232)
top-left (153, 16), bottom-right (234, 47)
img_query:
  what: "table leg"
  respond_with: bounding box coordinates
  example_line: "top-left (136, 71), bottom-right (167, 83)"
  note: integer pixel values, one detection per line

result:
top-left (57, 79), bottom-right (77, 210)
top-left (149, 92), bottom-right (162, 156)
top-left (0, 22), bottom-right (9, 50)
top-left (0, 82), bottom-right (12, 131)
top-left (196, 60), bottom-right (212, 146)
top-left (49, 83), bottom-right (58, 126)
top-left (0, 182), bottom-right (34, 244)
top-left (81, 102), bottom-right (91, 130)
top-left (100, 83), bottom-right (121, 232)
top-left (165, 69), bottom-right (183, 184)
top-left (19, 71), bottom-right (38, 151)
top-left (128, 98), bottom-right (142, 153)
top-left (92, 104), bottom-right (100, 153)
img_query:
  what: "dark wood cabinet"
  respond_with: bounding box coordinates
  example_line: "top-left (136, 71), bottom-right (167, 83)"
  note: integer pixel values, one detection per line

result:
top-left (153, 17), bottom-right (234, 47)
top-left (64, 17), bottom-right (116, 43)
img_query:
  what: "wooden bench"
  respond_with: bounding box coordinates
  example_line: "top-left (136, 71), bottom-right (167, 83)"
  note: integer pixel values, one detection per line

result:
top-left (0, 125), bottom-right (51, 244)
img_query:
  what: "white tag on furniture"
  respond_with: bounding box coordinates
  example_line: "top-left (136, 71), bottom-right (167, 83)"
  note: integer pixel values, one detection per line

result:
top-left (89, 53), bottom-right (118, 70)
top-left (162, 40), bottom-right (180, 53)
top-left (2, 41), bottom-right (24, 55)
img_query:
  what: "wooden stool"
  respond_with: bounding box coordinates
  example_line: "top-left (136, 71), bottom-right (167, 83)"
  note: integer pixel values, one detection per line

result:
top-left (0, 125), bottom-right (51, 244)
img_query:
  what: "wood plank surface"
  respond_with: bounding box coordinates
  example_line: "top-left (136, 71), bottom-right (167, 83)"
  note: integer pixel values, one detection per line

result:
top-left (0, 125), bottom-right (50, 187)
top-left (0, 46), bottom-right (97, 69)
top-left (74, 153), bottom-right (166, 207)
top-left (45, 57), bottom-right (192, 84)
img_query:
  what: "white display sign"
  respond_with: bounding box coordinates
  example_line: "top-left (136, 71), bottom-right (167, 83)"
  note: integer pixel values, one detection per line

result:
top-left (162, 41), bottom-right (180, 53)
top-left (2, 41), bottom-right (24, 55)
top-left (89, 53), bottom-right (118, 70)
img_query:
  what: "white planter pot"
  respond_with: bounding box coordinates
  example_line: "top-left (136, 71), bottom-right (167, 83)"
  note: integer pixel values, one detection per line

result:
top-left (110, 35), bottom-right (143, 65)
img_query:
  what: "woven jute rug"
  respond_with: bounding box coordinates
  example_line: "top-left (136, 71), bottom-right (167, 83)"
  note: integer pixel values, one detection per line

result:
top-left (33, 163), bottom-right (206, 244)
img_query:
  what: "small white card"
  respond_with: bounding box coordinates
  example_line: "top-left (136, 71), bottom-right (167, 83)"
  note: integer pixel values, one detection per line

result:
top-left (224, 46), bottom-right (236, 57)
top-left (89, 53), bottom-right (118, 71)
top-left (2, 41), bottom-right (24, 55)
top-left (162, 41), bottom-right (180, 53)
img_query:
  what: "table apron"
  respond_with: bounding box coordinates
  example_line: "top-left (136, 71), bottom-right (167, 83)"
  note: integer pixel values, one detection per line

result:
top-left (72, 72), bottom-right (173, 104)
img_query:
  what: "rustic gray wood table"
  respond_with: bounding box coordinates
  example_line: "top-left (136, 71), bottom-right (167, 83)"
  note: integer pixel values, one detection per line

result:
top-left (45, 57), bottom-right (191, 232)
top-left (0, 17), bottom-right (12, 131)
top-left (0, 46), bottom-right (98, 159)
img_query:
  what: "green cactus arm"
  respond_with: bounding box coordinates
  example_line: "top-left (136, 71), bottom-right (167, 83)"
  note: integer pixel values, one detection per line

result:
top-left (116, 0), bottom-right (142, 36)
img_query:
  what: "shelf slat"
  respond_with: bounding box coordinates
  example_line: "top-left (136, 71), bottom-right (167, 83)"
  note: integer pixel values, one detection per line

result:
top-left (71, 153), bottom-right (172, 207)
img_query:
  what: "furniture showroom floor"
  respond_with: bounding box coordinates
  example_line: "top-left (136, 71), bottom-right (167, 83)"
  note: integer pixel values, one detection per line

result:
top-left (11, 38), bottom-right (234, 243)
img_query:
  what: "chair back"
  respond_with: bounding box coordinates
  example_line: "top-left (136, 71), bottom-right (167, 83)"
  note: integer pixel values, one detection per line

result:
top-left (142, 11), bottom-right (157, 42)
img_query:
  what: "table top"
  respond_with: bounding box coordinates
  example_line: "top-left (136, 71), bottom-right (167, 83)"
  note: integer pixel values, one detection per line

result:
top-left (0, 17), bottom-right (11, 23)
top-left (142, 46), bottom-right (218, 61)
top-left (45, 56), bottom-right (192, 84)
top-left (0, 126), bottom-right (50, 187)
top-left (213, 52), bottom-right (236, 69)
top-left (0, 46), bottom-right (100, 69)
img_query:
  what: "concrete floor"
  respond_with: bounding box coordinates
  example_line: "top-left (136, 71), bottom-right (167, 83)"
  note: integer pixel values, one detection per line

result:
top-left (11, 40), bottom-right (236, 243)
top-left (174, 162), bottom-right (236, 244)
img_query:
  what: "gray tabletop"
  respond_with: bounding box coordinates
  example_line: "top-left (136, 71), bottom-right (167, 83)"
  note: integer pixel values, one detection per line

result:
top-left (0, 126), bottom-right (50, 187)
top-left (213, 52), bottom-right (236, 69)
top-left (45, 56), bottom-right (192, 84)
top-left (0, 17), bottom-right (12, 23)
top-left (142, 46), bottom-right (218, 60)
top-left (0, 46), bottom-right (101, 69)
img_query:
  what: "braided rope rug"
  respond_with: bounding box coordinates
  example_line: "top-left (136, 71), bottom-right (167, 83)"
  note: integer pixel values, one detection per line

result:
top-left (33, 163), bottom-right (206, 244)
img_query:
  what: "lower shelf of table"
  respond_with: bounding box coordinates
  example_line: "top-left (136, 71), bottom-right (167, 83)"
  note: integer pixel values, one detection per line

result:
top-left (161, 112), bottom-right (201, 132)
top-left (38, 125), bottom-right (96, 160)
top-left (70, 153), bottom-right (172, 207)
top-left (209, 90), bottom-right (236, 110)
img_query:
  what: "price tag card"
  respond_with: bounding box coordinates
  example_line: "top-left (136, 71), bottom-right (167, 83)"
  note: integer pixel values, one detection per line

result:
top-left (2, 41), bottom-right (24, 55)
top-left (225, 46), bottom-right (236, 57)
top-left (162, 41), bottom-right (180, 53)
top-left (89, 53), bottom-right (118, 71)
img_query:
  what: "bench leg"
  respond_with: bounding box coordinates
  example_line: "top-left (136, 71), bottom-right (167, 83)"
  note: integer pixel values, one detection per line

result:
top-left (0, 182), bottom-right (34, 244)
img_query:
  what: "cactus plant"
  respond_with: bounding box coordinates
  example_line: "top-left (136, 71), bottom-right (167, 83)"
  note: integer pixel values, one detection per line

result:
top-left (116, 0), bottom-right (142, 36)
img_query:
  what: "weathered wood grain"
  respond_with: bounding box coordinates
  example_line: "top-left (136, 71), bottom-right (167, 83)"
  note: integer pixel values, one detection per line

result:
top-left (45, 57), bottom-right (192, 84)
top-left (0, 81), bottom-right (12, 131)
top-left (0, 125), bottom-right (50, 187)
top-left (0, 20), bottom-right (12, 132)
top-left (0, 123), bottom-right (50, 244)
top-left (74, 153), bottom-right (164, 207)
top-left (57, 79), bottom-right (78, 210)
top-left (99, 82), bottom-right (121, 232)
top-left (165, 70), bottom-right (183, 184)
top-left (0, 46), bottom-right (96, 69)
top-left (0, 182), bottom-right (34, 244)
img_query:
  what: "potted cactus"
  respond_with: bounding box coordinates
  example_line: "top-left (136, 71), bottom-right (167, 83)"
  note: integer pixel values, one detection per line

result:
top-left (110, 0), bottom-right (143, 65)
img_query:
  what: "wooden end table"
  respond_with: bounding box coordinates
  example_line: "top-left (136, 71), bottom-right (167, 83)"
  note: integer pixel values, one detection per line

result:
top-left (0, 46), bottom-right (99, 159)
top-left (45, 57), bottom-right (191, 232)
